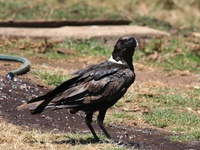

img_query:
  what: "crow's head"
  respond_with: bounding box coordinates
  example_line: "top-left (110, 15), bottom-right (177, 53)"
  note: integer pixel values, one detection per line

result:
top-left (111, 36), bottom-right (138, 64)
top-left (115, 36), bottom-right (138, 50)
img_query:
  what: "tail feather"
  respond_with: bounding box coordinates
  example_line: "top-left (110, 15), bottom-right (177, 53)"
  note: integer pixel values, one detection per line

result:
top-left (27, 95), bottom-right (48, 103)
top-left (31, 97), bottom-right (54, 114)
top-left (18, 96), bottom-right (53, 114)
top-left (18, 75), bottom-right (81, 114)
top-left (27, 75), bottom-right (80, 104)
top-left (18, 101), bottom-right (44, 111)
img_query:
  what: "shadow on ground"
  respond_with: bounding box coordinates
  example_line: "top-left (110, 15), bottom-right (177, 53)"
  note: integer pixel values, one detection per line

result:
top-left (0, 76), bottom-right (199, 149)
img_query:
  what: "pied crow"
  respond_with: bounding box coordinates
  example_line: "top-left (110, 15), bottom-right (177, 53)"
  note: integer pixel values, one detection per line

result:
top-left (19, 36), bottom-right (138, 143)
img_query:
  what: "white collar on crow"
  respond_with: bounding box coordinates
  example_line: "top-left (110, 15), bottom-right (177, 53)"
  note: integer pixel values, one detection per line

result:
top-left (108, 55), bottom-right (123, 64)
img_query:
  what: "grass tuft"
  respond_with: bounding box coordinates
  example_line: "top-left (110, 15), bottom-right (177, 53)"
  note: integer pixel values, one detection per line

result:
top-left (33, 70), bottom-right (69, 86)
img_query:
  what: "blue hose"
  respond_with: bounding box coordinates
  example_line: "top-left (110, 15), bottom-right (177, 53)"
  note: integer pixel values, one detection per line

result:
top-left (0, 55), bottom-right (30, 80)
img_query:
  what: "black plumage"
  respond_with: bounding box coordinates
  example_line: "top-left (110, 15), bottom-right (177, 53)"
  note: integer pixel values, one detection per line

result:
top-left (19, 36), bottom-right (138, 142)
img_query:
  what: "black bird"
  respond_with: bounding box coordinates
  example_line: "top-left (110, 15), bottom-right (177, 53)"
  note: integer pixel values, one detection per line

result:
top-left (19, 36), bottom-right (138, 142)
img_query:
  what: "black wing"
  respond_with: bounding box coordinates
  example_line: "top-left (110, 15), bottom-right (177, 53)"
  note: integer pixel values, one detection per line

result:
top-left (48, 61), bottom-right (135, 107)
top-left (20, 60), bottom-right (135, 114)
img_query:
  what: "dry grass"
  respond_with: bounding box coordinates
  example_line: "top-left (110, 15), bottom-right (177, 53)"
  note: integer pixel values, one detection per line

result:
top-left (0, 121), bottom-right (118, 150)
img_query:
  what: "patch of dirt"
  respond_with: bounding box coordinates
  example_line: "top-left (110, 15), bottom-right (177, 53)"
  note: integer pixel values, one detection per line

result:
top-left (0, 55), bottom-right (200, 149)
top-left (0, 60), bottom-right (22, 76)
top-left (135, 69), bottom-right (199, 89)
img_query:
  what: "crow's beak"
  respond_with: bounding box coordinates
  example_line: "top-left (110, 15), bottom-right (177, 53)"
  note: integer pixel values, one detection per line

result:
top-left (131, 37), bottom-right (138, 47)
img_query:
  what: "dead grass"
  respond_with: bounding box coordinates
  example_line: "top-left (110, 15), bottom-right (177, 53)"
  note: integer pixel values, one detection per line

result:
top-left (0, 121), bottom-right (119, 150)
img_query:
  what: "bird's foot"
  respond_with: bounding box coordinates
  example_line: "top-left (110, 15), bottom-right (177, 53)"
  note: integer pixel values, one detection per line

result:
top-left (87, 138), bottom-right (102, 144)
top-left (115, 141), bottom-right (140, 148)
top-left (108, 138), bottom-right (140, 148)
top-left (87, 138), bottom-right (115, 144)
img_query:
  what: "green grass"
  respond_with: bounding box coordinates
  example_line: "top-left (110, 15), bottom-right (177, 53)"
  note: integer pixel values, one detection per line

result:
top-left (34, 70), bottom-right (69, 86)
top-left (58, 38), bottom-right (112, 58)
top-left (0, 38), bottom-right (111, 60)
top-left (112, 111), bottom-right (136, 120)
top-left (170, 130), bottom-right (200, 142)
top-left (153, 94), bottom-right (200, 109)
top-left (139, 88), bottom-right (200, 110)
top-left (144, 108), bottom-right (200, 128)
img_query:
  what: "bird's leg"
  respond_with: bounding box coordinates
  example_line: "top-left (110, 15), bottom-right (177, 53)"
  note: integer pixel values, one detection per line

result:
top-left (97, 109), bottom-right (115, 143)
top-left (85, 113), bottom-right (100, 142)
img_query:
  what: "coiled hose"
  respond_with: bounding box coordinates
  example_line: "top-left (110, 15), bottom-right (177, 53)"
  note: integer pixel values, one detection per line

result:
top-left (0, 55), bottom-right (30, 80)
